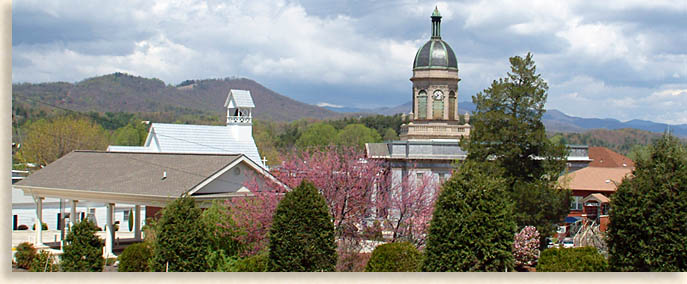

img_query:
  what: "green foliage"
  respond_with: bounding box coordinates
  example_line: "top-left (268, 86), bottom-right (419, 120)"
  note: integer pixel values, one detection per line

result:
top-left (296, 122), bottom-right (338, 149)
top-left (607, 133), bottom-right (687, 272)
top-left (382, 128), bottom-right (398, 141)
top-left (627, 144), bottom-right (651, 162)
top-left (32, 222), bottom-right (48, 230)
top-left (110, 121), bottom-right (148, 146)
top-left (537, 247), bottom-right (609, 272)
top-left (205, 250), bottom-right (239, 272)
top-left (18, 115), bottom-right (109, 166)
top-left (234, 252), bottom-right (269, 272)
top-left (118, 242), bottom-right (152, 272)
top-left (335, 123), bottom-right (381, 150)
top-left (150, 195), bottom-right (211, 272)
top-left (268, 180), bottom-right (337, 272)
top-left (60, 220), bottom-right (105, 272)
top-left (463, 53), bottom-right (569, 235)
top-left (201, 200), bottom-right (245, 262)
top-left (365, 242), bottom-right (421, 272)
top-left (15, 242), bottom-right (37, 269)
top-left (422, 160), bottom-right (516, 272)
top-left (29, 250), bottom-right (59, 272)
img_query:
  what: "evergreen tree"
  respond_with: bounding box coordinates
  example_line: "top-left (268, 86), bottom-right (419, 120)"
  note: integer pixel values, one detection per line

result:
top-left (607, 134), bottom-right (687, 271)
top-left (268, 180), bottom-right (337, 272)
top-left (462, 53), bottom-right (569, 236)
top-left (422, 161), bottom-right (516, 272)
top-left (60, 220), bottom-right (104, 272)
top-left (149, 195), bottom-right (211, 272)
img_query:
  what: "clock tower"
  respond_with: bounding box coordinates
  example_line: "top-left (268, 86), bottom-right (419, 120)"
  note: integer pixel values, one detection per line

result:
top-left (400, 7), bottom-right (471, 140)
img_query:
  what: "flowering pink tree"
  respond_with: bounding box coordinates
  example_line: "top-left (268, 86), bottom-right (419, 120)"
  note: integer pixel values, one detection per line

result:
top-left (379, 171), bottom-right (440, 248)
top-left (512, 226), bottom-right (541, 267)
top-left (220, 175), bottom-right (287, 257)
top-left (273, 146), bottom-right (385, 237)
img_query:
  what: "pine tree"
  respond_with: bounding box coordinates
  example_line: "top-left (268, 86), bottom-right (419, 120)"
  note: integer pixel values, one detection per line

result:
top-left (462, 53), bottom-right (569, 236)
top-left (268, 180), bottom-right (337, 272)
top-left (149, 195), bottom-right (211, 272)
top-left (607, 133), bottom-right (687, 271)
top-left (60, 220), bottom-right (104, 272)
top-left (422, 161), bottom-right (516, 271)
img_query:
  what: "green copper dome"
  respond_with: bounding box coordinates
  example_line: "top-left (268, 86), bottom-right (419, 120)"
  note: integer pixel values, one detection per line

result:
top-left (413, 7), bottom-right (458, 70)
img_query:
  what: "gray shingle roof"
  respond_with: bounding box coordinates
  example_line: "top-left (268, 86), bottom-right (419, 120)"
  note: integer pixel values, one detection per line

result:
top-left (224, 89), bottom-right (255, 108)
top-left (15, 151), bottom-right (242, 198)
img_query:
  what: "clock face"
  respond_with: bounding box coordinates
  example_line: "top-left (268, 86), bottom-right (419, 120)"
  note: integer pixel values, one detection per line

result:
top-left (433, 90), bottom-right (444, 100)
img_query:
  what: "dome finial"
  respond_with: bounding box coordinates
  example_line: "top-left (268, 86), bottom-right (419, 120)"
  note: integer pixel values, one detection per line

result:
top-left (432, 6), bottom-right (441, 17)
top-left (431, 6), bottom-right (442, 38)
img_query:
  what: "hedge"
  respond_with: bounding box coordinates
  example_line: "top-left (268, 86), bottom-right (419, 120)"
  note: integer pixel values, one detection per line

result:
top-left (537, 247), bottom-right (608, 272)
top-left (118, 242), bottom-right (152, 272)
top-left (365, 242), bottom-right (421, 272)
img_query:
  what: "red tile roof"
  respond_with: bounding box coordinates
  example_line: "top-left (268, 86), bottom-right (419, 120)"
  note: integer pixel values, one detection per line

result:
top-left (558, 166), bottom-right (633, 192)
top-left (588, 147), bottom-right (635, 168)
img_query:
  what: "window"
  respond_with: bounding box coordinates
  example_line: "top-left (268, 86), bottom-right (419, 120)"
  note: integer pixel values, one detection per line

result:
top-left (123, 210), bottom-right (130, 221)
top-left (417, 91), bottom-right (427, 119)
top-left (13, 215), bottom-right (17, 230)
top-left (570, 196), bottom-right (583, 210)
top-left (448, 91), bottom-right (456, 120)
top-left (416, 173), bottom-right (424, 187)
top-left (432, 97), bottom-right (444, 119)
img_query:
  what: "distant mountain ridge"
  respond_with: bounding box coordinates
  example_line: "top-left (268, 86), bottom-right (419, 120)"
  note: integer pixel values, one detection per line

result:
top-left (13, 72), bottom-right (340, 122)
top-left (324, 100), bottom-right (687, 137)
top-left (13, 73), bottom-right (687, 137)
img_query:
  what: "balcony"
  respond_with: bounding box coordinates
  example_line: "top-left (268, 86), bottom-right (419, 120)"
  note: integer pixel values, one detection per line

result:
top-left (227, 116), bottom-right (252, 124)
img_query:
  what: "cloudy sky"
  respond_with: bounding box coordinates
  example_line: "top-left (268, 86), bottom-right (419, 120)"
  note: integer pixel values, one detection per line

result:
top-left (11, 0), bottom-right (687, 124)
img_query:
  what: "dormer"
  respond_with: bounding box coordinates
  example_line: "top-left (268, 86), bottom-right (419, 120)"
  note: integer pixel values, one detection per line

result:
top-left (224, 89), bottom-right (255, 125)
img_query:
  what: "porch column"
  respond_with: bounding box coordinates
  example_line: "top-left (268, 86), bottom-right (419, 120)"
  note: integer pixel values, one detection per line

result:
top-left (104, 203), bottom-right (115, 257)
top-left (34, 196), bottom-right (44, 246)
top-left (70, 200), bottom-right (78, 225)
top-left (133, 205), bottom-right (141, 240)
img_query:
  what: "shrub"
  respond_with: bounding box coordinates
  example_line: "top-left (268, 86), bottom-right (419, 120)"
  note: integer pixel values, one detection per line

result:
top-left (607, 134), bottom-right (687, 272)
top-left (205, 250), bottom-right (239, 272)
top-left (60, 220), bottom-right (105, 272)
top-left (365, 242), bottom-right (421, 272)
top-left (118, 242), bottom-right (152, 272)
top-left (268, 180), bottom-right (337, 272)
top-left (15, 242), bottom-right (37, 269)
top-left (32, 222), bottom-right (48, 230)
top-left (29, 250), bottom-right (58, 272)
top-left (513, 226), bottom-right (540, 267)
top-left (537, 247), bottom-right (608, 272)
top-left (201, 200), bottom-right (244, 258)
top-left (234, 252), bottom-right (269, 272)
top-left (17, 224), bottom-right (29, 230)
top-left (149, 195), bottom-right (211, 272)
top-left (422, 161), bottom-right (516, 272)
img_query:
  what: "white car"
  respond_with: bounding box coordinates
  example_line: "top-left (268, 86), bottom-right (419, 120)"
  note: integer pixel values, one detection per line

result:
top-left (563, 238), bottom-right (574, 248)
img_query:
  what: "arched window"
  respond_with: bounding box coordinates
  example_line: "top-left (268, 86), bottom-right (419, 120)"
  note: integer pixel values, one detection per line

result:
top-left (449, 91), bottom-right (456, 120)
top-left (417, 90), bottom-right (427, 119)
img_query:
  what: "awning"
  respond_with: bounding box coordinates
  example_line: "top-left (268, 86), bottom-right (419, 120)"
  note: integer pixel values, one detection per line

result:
top-left (564, 216), bottom-right (581, 224)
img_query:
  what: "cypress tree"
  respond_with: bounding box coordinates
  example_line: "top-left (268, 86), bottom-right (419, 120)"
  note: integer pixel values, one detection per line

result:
top-left (268, 180), bottom-right (337, 272)
top-left (607, 134), bottom-right (687, 271)
top-left (422, 161), bottom-right (516, 272)
top-left (149, 195), bottom-right (211, 272)
top-left (60, 220), bottom-right (105, 272)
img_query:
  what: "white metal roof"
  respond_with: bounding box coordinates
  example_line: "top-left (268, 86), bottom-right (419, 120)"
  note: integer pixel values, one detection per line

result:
top-left (144, 123), bottom-right (264, 168)
top-left (106, 145), bottom-right (151, 152)
top-left (224, 89), bottom-right (255, 108)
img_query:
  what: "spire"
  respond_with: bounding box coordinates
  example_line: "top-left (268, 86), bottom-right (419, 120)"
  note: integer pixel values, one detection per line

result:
top-left (431, 6), bottom-right (442, 38)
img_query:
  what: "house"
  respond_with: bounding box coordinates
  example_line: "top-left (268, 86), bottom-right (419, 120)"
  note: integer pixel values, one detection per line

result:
top-left (558, 166), bottom-right (633, 234)
top-left (107, 89), bottom-right (266, 169)
top-left (14, 151), bottom-right (285, 257)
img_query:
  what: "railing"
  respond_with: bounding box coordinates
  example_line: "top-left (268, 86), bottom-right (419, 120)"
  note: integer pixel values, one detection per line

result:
top-left (227, 116), bottom-right (252, 124)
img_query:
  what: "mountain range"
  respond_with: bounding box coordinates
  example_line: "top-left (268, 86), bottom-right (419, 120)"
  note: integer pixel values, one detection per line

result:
top-left (12, 73), bottom-right (687, 137)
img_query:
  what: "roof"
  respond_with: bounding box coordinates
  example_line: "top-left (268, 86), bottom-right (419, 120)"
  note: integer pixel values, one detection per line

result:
top-left (146, 123), bottom-right (264, 168)
top-left (413, 9), bottom-right (457, 70)
top-left (558, 166), bottom-right (633, 192)
top-left (583, 193), bottom-right (611, 204)
top-left (588, 147), bottom-right (635, 168)
top-left (224, 89), bottom-right (255, 108)
top-left (15, 151), bottom-right (243, 198)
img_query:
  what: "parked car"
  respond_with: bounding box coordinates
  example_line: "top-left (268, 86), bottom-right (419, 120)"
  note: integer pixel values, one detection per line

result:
top-left (563, 237), bottom-right (574, 248)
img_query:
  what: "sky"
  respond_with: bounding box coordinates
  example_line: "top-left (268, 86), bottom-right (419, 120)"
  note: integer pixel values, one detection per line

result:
top-left (11, 0), bottom-right (687, 124)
